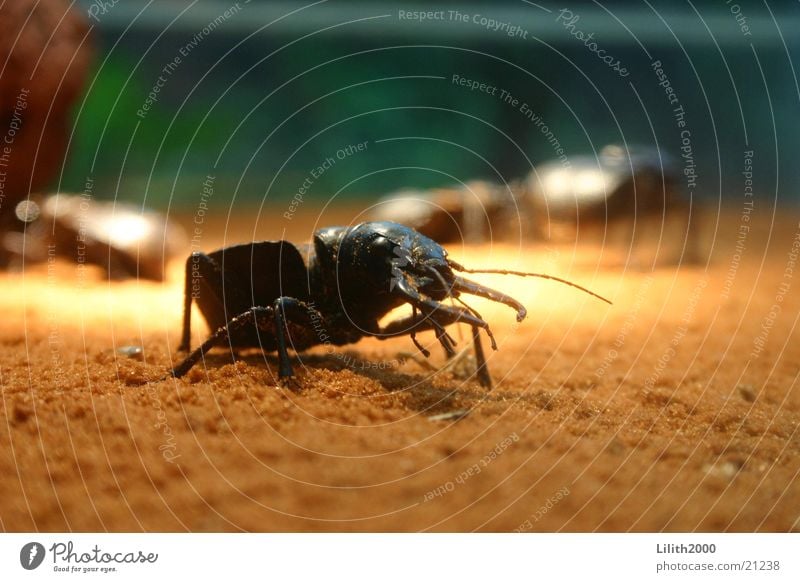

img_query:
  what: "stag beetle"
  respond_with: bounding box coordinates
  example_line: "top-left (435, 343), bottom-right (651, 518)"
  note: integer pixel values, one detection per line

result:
top-left (171, 221), bottom-right (609, 388)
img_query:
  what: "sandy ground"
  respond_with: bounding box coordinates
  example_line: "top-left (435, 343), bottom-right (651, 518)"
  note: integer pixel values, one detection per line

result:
top-left (0, 207), bottom-right (798, 532)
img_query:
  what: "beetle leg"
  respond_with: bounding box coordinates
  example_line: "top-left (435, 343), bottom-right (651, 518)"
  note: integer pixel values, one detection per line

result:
top-left (471, 326), bottom-right (492, 388)
top-left (172, 307), bottom-right (272, 378)
top-left (173, 299), bottom-right (323, 380)
top-left (452, 276), bottom-right (527, 322)
top-left (179, 251), bottom-right (254, 351)
top-left (455, 296), bottom-right (497, 350)
top-left (393, 278), bottom-right (488, 330)
top-left (180, 254), bottom-right (194, 351)
top-left (419, 308), bottom-right (458, 357)
top-left (409, 306), bottom-right (431, 358)
top-left (378, 304), bottom-right (477, 336)
top-left (376, 308), bottom-right (494, 389)
top-left (271, 297), bottom-right (322, 378)
top-left (393, 277), bottom-right (494, 362)
top-left (377, 302), bottom-right (495, 387)
top-left (172, 297), bottom-right (322, 378)
top-left (179, 252), bottom-right (214, 351)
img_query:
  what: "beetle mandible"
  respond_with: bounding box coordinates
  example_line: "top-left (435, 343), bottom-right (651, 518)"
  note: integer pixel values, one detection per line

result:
top-left (171, 221), bottom-right (609, 388)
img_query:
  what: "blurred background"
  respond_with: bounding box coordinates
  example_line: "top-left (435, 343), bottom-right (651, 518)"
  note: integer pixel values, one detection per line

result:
top-left (55, 0), bottom-right (797, 210)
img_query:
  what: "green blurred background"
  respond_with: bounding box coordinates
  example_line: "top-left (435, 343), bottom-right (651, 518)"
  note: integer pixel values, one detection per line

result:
top-left (63, 0), bottom-right (798, 210)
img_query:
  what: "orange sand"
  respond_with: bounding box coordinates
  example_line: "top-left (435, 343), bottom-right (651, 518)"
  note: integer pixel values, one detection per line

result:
top-left (0, 208), bottom-right (798, 531)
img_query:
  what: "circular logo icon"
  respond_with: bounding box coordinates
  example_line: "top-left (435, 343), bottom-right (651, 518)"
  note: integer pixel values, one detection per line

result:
top-left (20, 542), bottom-right (45, 570)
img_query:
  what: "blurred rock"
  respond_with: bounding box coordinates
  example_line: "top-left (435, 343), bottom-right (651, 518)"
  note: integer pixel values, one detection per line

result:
top-left (0, 3), bottom-right (185, 281)
top-left (0, 0), bottom-right (92, 218)
top-left (4, 193), bottom-right (186, 281)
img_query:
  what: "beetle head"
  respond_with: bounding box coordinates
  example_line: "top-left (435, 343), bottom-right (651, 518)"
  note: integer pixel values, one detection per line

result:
top-left (381, 225), bottom-right (456, 300)
top-left (327, 222), bottom-right (455, 303)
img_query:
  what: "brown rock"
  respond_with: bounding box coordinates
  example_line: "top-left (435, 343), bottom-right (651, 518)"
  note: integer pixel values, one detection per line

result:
top-left (0, 0), bottom-right (92, 213)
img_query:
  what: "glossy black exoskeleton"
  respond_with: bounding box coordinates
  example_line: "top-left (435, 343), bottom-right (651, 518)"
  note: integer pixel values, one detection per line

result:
top-left (171, 222), bottom-right (609, 388)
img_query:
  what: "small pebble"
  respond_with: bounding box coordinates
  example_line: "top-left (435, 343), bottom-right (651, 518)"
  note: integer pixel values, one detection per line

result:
top-left (428, 409), bottom-right (470, 422)
top-left (117, 345), bottom-right (144, 360)
top-left (703, 459), bottom-right (743, 479)
top-left (737, 384), bottom-right (756, 402)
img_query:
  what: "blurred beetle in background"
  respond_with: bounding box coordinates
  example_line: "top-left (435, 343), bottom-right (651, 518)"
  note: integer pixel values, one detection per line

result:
top-left (525, 145), bottom-right (701, 263)
top-left (369, 180), bottom-right (529, 244)
top-left (368, 145), bottom-right (703, 265)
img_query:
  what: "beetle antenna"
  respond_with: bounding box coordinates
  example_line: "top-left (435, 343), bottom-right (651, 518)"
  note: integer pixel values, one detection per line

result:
top-left (447, 260), bottom-right (612, 305)
top-left (423, 265), bottom-right (456, 297)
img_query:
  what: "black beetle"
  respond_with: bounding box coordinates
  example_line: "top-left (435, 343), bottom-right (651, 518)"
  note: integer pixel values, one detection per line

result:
top-left (172, 221), bottom-right (609, 388)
